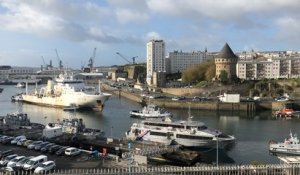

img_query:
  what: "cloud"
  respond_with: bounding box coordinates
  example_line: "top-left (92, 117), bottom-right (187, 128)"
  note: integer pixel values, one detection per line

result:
top-left (146, 32), bottom-right (161, 40)
top-left (0, 0), bottom-right (121, 43)
top-left (115, 8), bottom-right (149, 24)
top-left (146, 0), bottom-right (300, 28)
top-left (275, 16), bottom-right (300, 46)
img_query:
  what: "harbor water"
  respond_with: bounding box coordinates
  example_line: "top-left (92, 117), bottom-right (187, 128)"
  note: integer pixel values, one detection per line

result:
top-left (1, 85), bottom-right (299, 165)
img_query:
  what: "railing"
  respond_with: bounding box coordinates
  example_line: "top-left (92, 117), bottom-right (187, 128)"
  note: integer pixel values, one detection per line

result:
top-left (2, 164), bottom-right (300, 175)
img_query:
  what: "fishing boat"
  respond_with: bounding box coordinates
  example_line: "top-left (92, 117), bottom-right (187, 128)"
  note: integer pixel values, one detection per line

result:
top-left (129, 104), bottom-right (172, 118)
top-left (125, 117), bottom-right (235, 148)
top-left (22, 80), bottom-right (111, 111)
top-left (269, 131), bottom-right (300, 155)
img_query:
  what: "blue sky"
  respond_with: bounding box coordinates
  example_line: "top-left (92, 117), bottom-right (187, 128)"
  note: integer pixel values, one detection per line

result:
top-left (0, 0), bottom-right (300, 69)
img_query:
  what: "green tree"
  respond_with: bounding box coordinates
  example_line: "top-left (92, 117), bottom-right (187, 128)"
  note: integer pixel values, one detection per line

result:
top-left (182, 59), bottom-right (215, 83)
top-left (219, 70), bottom-right (228, 83)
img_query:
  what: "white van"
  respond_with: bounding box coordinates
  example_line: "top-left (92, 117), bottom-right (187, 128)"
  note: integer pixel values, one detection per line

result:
top-left (10, 135), bottom-right (26, 145)
top-left (23, 155), bottom-right (47, 171)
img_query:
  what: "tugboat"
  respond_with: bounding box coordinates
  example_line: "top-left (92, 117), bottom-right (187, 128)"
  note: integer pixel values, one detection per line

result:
top-left (269, 131), bottom-right (300, 155)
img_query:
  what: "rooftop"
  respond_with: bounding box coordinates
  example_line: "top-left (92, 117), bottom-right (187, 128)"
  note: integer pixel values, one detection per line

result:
top-left (216, 43), bottom-right (238, 59)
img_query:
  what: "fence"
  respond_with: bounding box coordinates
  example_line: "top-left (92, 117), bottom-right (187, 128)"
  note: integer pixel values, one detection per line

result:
top-left (1, 164), bottom-right (300, 175)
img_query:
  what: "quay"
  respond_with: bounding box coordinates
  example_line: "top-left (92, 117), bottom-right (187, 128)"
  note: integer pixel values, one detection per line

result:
top-left (102, 83), bottom-right (300, 113)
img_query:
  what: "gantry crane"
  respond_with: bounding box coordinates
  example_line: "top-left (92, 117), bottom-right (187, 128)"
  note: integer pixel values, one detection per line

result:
top-left (55, 49), bottom-right (63, 69)
top-left (88, 48), bottom-right (97, 70)
top-left (116, 52), bottom-right (137, 64)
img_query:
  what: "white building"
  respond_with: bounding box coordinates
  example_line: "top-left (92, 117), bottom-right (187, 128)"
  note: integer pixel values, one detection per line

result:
top-left (237, 56), bottom-right (300, 80)
top-left (167, 50), bottom-right (206, 74)
top-left (146, 40), bottom-right (165, 85)
top-left (0, 66), bottom-right (40, 79)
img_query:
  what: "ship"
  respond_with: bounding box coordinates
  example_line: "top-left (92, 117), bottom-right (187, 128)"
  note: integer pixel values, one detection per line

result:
top-left (269, 131), bottom-right (300, 155)
top-left (125, 117), bottom-right (235, 149)
top-left (22, 80), bottom-right (111, 111)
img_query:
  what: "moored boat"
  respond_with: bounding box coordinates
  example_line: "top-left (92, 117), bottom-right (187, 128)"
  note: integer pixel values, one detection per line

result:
top-left (15, 82), bottom-right (25, 88)
top-left (22, 80), bottom-right (111, 111)
top-left (130, 104), bottom-right (172, 118)
top-left (269, 131), bottom-right (300, 155)
top-left (125, 117), bottom-right (235, 149)
top-left (11, 93), bottom-right (23, 102)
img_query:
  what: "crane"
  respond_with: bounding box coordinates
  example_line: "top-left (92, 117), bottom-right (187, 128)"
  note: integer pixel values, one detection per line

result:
top-left (116, 52), bottom-right (138, 64)
top-left (55, 49), bottom-right (63, 69)
top-left (88, 48), bottom-right (96, 70)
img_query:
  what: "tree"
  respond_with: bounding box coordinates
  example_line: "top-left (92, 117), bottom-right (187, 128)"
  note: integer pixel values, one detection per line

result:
top-left (219, 70), bottom-right (228, 84)
top-left (182, 59), bottom-right (215, 84)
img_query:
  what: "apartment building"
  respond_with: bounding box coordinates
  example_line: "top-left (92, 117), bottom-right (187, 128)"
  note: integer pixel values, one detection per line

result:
top-left (167, 50), bottom-right (206, 74)
top-left (146, 40), bottom-right (165, 85)
top-left (237, 56), bottom-right (300, 80)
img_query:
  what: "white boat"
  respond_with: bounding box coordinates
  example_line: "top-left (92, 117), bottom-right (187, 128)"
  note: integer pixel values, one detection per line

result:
top-left (11, 93), bottom-right (23, 102)
top-left (129, 104), bottom-right (172, 118)
top-left (125, 117), bottom-right (235, 148)
top-left (269, 132), bottom-right (300, 155)
top-left (55, 72), bottom-right (83, 84)
top-left (22, 80), bottom-right (111, 111)
top-left (15, 82), bottom-right (25, 88)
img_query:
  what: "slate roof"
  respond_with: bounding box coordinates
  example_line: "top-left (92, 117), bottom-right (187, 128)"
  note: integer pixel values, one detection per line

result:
top-left (216, 43), bottom-right (238, 59)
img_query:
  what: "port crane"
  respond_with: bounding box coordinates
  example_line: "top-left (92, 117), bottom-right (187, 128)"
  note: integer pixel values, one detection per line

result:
top-left (55, 49), bottom-right (63, 69)
top-left (116, 52), bottom-right (137, 64)
top-left (88, 48), bottom-right (97, 70)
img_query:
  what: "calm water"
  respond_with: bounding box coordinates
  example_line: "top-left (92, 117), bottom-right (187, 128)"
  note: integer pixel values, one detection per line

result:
top-left (0, 85), bottom-right (299, 164)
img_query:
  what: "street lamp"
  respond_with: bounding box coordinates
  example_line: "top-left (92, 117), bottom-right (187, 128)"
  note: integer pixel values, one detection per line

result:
top-left (216, 135), bottom-right (219, 167)
top-left (111, 126), bottom-right (113, 138)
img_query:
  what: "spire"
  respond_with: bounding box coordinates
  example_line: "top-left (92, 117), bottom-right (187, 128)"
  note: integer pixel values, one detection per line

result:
top-left (216, 43), bottom-right (238, 59)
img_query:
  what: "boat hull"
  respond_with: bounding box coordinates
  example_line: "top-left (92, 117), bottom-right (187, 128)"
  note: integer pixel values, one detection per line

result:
top-left (269, 144), bottom-right (300, 155)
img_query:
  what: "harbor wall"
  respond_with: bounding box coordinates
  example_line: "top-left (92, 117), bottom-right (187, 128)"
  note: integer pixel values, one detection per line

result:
top-left (102, 83), bottom-right (300, 112)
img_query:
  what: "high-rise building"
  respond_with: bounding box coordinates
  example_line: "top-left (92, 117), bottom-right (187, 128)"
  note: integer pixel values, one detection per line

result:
top-left (146, 40), bottom-right (165, 85)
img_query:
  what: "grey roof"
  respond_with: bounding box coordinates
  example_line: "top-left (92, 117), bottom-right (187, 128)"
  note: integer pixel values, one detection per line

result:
top-left (216, 43), bottom-right (238, 59)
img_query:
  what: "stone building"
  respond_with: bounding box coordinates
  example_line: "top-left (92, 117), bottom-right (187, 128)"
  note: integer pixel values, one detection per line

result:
top-left (215, 43), bottom-right (238, 79)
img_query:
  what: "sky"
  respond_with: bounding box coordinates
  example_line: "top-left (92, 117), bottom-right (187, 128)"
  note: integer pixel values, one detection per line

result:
top-left (0, 0), bottom-right (300, 69)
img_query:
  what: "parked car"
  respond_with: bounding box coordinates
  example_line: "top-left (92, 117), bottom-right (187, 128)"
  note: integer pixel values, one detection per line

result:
top-left (65, 147), bottom-right (81, 156)
top-left (48, 145), bottom-right (62, 154)
top-left (0, 150), bottom-right (14, 159)
top-left (0, 136), bottom-right (9, 143)
top-left (34, 161), bottom-right (56, 174)
top-left (0, 154), bottom-right (18, 166)
top-left (34, 142), bottom-right (50, 151)
top-left (15, 156), bottom-right (34, 169)
top-left (17, 138), bottom-right (27, 146)
top-left (10, 135), bottom-right (26, 145)
top-left (171, 96), bottom-right (186, 101)
top-left (23, 140), bottom-right (33, 147)
top-left (2, 137), bottom-right (14, 144)
top-left (6, 156), bottom-right (26, 168)
top-left (55, 146), bottom-right (68, 156)
top-left (27, 141), bottom-right (43, 149)
top-left (40, 143), bottom-right (55, 153)
top-left (275, 96), bottom-right (289, 102)
top-left (23, 155), bottom-right (48, 171)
